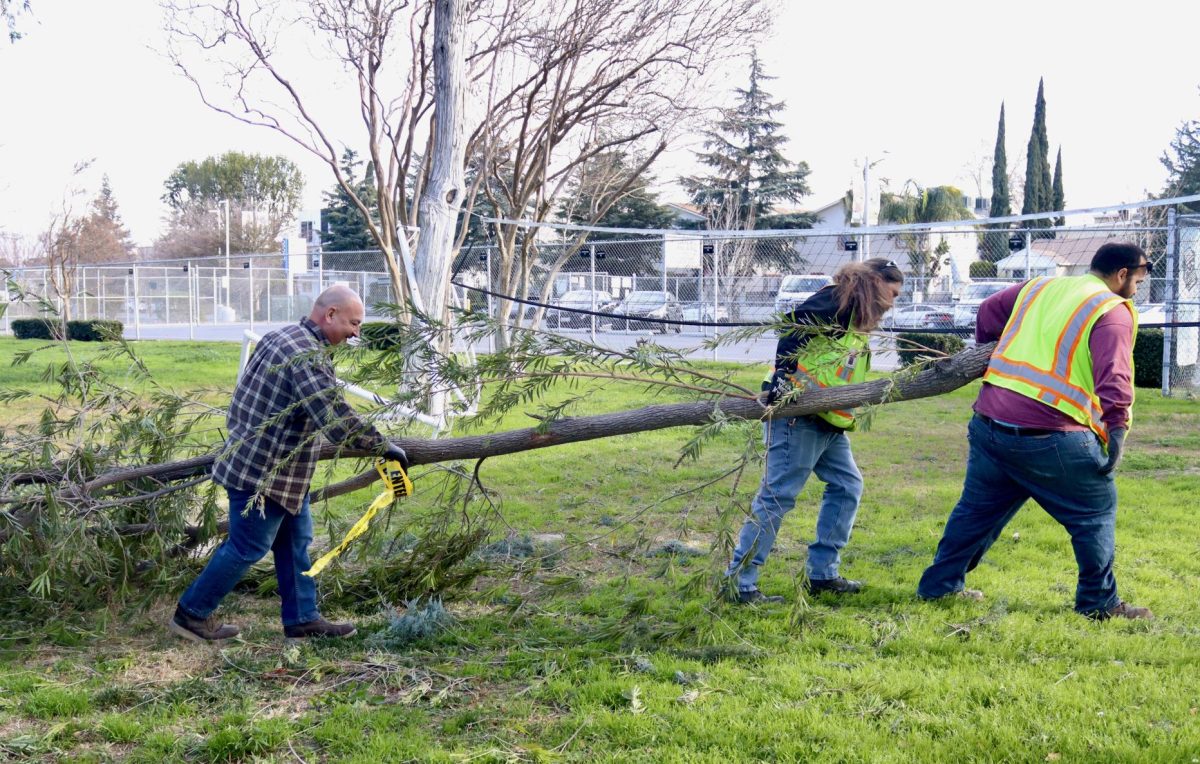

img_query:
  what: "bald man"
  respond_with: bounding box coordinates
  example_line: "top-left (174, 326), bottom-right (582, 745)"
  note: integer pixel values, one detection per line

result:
top-left (170, 286), bottom-right (409, 642)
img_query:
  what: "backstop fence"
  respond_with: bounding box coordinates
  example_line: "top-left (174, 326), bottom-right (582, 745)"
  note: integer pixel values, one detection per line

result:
top-left (2, 210), bottom-right (1197, 395)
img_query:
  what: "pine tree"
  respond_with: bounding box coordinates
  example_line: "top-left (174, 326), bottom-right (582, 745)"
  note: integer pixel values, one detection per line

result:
top-left (1162, 101), bottom-right (1200, 214)
top-left (1052, 147), bottom-right (1065, 226)
top-left (1022, 79), bottom-right (1053, 231)
top-left (59, 176), bottom-right (134, 264)
top-left (321, 149), bottom-right (378, 252)
top-left (681, 52), bottom-right (811, 230)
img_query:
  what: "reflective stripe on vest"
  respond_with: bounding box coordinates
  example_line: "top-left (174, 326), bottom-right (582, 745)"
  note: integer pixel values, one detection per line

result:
top-left (983, 275), bottom-right (1134, 444)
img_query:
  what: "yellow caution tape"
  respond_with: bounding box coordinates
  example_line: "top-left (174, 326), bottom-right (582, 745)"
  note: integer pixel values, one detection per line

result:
top-left (303, 457), bottom-right (413, 577)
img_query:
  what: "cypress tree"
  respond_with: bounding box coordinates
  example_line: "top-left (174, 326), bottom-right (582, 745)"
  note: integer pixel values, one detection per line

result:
top-left (982, 103), bottom-right (1012, 262)
top-left (1023, 78), bottom-right (1053, 232)
top-left (990, 103), bottom-right (1010, 218)
top-left (1052, 147), bottom-right (1065, 226)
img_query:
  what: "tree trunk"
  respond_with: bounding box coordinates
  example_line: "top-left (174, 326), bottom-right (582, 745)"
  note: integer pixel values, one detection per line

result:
top-left (412, 0), bottom-right (467, 323)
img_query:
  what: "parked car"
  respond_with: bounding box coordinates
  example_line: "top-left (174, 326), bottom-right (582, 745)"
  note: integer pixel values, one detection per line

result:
top-left (884, 303), bottom-right (955, 330)
top-left (951, 281), bottom-right (1015, 329)
top-left (616, 290), bottom-right (683, 333)
top-left (774, 274), bottom-right (833, 314)
top-left (952, 302), bottom-right (982, 330)
top-left (681, 303), bottom-right (730, 323)
top-left (544, 289), bottom-right (618, 329)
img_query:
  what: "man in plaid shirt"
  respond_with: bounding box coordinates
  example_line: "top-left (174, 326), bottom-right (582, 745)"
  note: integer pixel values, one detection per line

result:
top-left (170, 285), bottom-right (409, 642)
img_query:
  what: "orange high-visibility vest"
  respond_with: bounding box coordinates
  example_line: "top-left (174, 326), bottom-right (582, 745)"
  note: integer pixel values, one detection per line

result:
top-left (983, 274), bottom-right (1136, 444)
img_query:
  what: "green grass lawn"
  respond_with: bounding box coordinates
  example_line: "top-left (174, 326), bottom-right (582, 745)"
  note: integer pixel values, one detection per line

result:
top-left (3, 337), bottom-right (1200, 762)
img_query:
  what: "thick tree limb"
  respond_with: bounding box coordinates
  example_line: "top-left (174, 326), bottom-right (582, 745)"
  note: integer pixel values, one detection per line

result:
top-left (2, 343), bottom-right (993, 534)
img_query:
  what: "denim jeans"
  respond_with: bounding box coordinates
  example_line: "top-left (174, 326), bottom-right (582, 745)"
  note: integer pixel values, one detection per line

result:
top-left (917, 414), bottom-right (1119, 615)
top-left (726, 415), bottom-right (864, 591)
top-left (178, 487), bottom-right (320, 627)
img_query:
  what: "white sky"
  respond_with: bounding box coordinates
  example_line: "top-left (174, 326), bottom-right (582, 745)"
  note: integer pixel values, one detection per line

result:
top-left (0, 0), bottom-right (1197, 247)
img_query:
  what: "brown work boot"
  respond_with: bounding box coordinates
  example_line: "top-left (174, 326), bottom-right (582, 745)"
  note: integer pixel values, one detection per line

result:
top-left (284, 618), bottom-right (357, 639)
top-left (1091, 601), bottom-right (1154, 621)
top-left (168, 605), bottom-right (241, 642)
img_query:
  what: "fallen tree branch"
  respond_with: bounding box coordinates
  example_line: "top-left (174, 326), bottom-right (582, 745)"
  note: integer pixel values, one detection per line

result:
top-left (1, 343), bottom-right (993, 540)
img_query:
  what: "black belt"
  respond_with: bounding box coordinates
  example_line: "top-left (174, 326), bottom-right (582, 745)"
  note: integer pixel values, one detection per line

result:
top-left (977, 414), bottom-right (1058, 437)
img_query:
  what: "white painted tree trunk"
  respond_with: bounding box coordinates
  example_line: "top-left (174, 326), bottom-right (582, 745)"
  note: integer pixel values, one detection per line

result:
top-left (413, 0), bottom-right (467, 325)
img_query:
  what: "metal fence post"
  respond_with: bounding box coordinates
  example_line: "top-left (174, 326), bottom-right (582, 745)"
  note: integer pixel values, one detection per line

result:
top-left (132, 267), bottom-right (141, 340)
top-left (248, 262), bottom-right (256, 332)
top-left (712, 241), bottom-right (721, 361)
top-left (1163, 208), bottom-right (1177, 397)
top-left (589, 243), bottom-right (597, 344)
top-left (188, 262), bottom-right (195, 341)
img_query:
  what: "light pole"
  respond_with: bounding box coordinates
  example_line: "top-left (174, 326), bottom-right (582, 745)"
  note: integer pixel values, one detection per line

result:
top-left (860, 153), bottom-right (888, 261)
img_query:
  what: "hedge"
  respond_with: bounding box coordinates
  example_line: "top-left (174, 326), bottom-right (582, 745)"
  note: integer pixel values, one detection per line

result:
top-left (1134, 328), bottom-right (1164, 390)
top-left (896, 332), bottom-right (966, 368)
top-left (11, 318), bottom-right (123, 342)
top-left (68, 319), bottom-right (124, 342)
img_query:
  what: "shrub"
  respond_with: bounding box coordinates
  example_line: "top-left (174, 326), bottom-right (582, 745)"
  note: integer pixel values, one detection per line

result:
top-left (969, 260), bottom-right (998, 279)
top-left (11, 318), bottom-right (62, 340)
top-left (360, 321), bottom-right (403, 350)
top-left (10, 318), bottom-right (123, 341)
top-left (897, 332), bottom-right (966, 368)
top-left (1134, 328), bottom-right (1163, 390)
top-left (67, 319), bottom-right (124, 342)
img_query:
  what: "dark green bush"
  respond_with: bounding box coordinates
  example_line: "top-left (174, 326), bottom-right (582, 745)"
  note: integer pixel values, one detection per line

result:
top-left (897, 332), bottom-right (966, 367)
top-left (1134, 328), bottom-right (1163, 390)
top-left (11, 318), bottom-right (62, 340)
top-left (969, 260), bottom-right (998, 279)
top-left (360, 321), bottom-right (403, 350)
top-left (67, 319), bottom-right (123, 342)
top-left (10, 318), bottom-right (123, 342)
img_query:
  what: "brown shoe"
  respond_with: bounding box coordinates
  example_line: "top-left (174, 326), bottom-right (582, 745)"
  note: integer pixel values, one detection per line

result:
top-left (284, 618), bottom-right (357, 639)
top-left (169, 605), bottom-right (240, 642)
top-left (1091, 601), bottom-right (1154, 621)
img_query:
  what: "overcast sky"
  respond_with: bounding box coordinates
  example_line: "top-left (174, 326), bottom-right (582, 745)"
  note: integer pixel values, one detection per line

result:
top-left (1, 0), bottom-right (1197, 247)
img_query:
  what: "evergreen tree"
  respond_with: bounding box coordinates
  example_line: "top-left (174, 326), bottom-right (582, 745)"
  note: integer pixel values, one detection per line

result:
top-left (321, 149), bottom-right (379, 252)
top-left (681, 52), bottom-right (811, 231)
top-left (59, 176), bottom-right (134, 264)
top-left (1022, 79), bottom-right (1053, 231)
top-left (982, 103), bottom-right (1012, 262)
top-left (1162, 95), bottom-right (1200, 213)
top-left (991, 103), bottom-right (1010, 218)
top-left (1052, 147), bottom-right (1065, 226)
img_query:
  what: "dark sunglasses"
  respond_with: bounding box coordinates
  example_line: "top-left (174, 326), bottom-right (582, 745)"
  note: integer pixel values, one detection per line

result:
top-left (1132, 261), bottom-right (1154, 274)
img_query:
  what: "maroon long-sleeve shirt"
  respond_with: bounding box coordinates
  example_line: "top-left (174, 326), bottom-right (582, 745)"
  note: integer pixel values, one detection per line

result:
top-left (974, 281), bottom-right (1134, 432)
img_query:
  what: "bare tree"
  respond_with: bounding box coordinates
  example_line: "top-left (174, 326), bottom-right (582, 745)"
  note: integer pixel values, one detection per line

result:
top-left (39, 161), bottom-right (95, 324)
top-left (163, 0), bottom-right (769, 338)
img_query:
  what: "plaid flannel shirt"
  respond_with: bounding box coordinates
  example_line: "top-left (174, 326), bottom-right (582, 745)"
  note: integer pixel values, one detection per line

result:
top-left (212, 317), bottom-right (386, 514)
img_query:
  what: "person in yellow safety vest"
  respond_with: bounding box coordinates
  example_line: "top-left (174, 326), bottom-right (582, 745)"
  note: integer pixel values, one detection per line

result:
top-left (918, 241), bottom-right (1153, 620)
top-left (725, 258), bottom-right (905, 604)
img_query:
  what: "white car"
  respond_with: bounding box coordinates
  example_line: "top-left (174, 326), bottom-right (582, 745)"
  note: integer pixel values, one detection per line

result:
top-left (884, 304), bottom-right (956, 330)
top-left (774, 274), bottom-right (833, 314)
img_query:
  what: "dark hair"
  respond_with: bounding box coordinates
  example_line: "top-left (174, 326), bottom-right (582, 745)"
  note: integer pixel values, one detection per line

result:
top-left (832, 257), bottom-right (905, 331)
top-left (1090, 242), bottom-right (1146, 276)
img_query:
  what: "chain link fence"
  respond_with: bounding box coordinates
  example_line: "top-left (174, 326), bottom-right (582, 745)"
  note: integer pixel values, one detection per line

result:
top-left (1164, 213), bottom-right (1200, 396)
top-left (0, 218), bottom-right (1186, 375)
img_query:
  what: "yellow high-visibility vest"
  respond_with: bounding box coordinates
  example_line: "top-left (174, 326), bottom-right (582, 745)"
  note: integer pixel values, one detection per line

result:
top-left (983, 274), bottom-right (1136, 444)
top-left (766, 328), bottom-right (871, 430)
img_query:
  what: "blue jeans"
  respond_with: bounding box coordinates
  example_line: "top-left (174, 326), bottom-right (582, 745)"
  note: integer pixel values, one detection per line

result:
top-left (726, 415), bottom-right (864, 591)
top-left (918, 415), bottom-right (1119, 615)
top-left (178, 487), bottom-right (320, 627)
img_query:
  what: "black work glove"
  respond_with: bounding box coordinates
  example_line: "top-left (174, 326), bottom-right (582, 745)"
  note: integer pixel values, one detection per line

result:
top-left (383, 442), bottom-right (410, 470)
top-left (1098, 428), bottom-right (1126, 476)
top-left (764, 368), bottom-right (794, 406)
